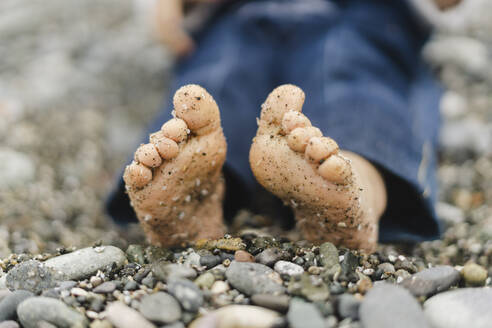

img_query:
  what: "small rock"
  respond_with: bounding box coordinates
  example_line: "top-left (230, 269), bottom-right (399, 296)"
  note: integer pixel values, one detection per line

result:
top-left (337, 294), bottom-right (360, 320)
top-left (288, 273), bottom-right (329, 302)
top-left (89, 320), bottom-right (113, 328)
top-left (167, 278), bottom-right (203, 312)
top-left (194, 272), bottom-right (215, 289)
top-left (93, 282), bottom-right (117, 294)
top-left (144, 246), bottom-right (172, 263)
top-left (318, 242), bottom-right (339, 268)
top-left (211, 281), bottom-right (229, 295)
top-left (394, 269), bottom-right (412, 283)
top-left (189, 305), bottom-right (280, 328)
top-left (17, 296), bottom-right (89, 328)
top-left (160, 323), bottom-right (185, 328)
top-left (215, 238), bottom-right (245, 251)
top-left (287, 298), bottom-right (325, 328)
top-left (251, 293), bottom-right (290, 313)
top-left (139, 292), bottom-right (181, 324)
top-left (0, 290), bottom-right (34, 321)
top-left (255, 248), bottom-right (288, 267)
top-left (338, 252), bottom-right (359, 282)
top-left (234, 250), bottom-right (255, 263)
top-left (394, 259), bottom-right (417, 274)
top-left (400, 266), bottom-right (460, 297)
top-left (126, 245), bottom-right (145, 264)
top-left (44, 246), bottom-right (126, 281)
top-left (141, 274), bottom-right (155, 289)
top-left (378, 263), bottom-right (396, 274)
top-left (152, 263), bottom-right (196, 282)
top-left (424, 288), bottom-right (492, 328)
top-left (106, 302), bottom-right (155, 328)
top-left (462, 263), bottom-right (487, 286)
top-left (0, 321), bottom-right (19, 328)
top-left (225, 262), bottom-right (285, 296)
top-left (359, 283), bottom-right (429, 328)
top-left (6, 260), bottom-right (59, 294)
top-left (199, 255), bottom-right (221, 268)
top-left (274, 261), bottom-right (304, 277)
top-left (124, 280), bottom-right (138, 291)
top-left (184, 252), bottom-right (201, 267)
top-left (89, 276), bottom-right (103, 288)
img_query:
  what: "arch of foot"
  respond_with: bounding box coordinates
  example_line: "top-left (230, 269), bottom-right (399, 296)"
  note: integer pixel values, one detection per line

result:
top-left (123, 85), bottom-right (219, 189)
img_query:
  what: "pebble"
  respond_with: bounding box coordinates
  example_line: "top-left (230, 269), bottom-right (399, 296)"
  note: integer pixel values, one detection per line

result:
top-left (144, 246), bottom-right (173, 263)
top-left (211, 281), bottom-right (229, 295)
top-left (106, 302), bottom-right (155, 328)
top-left (194, 272), bottom-right (215, 289)
top-left (400, 265), bottom-right (460, 297)
top-left (199, 255), bottom-right (221, 268)
top-left (124, 280), bottom-right (138, 291)
top-left (318, 242), bottom-right (339, 268)
top-left (255, 248), bottom-right (287, 267)
top-left (189, 305), bottom-right (280, 328)
top-left (359, 283), bottom-right (429, 328)
top-left (17, 296), bottom-right (89, 328)
top-left (89, 320), bottom-right (113, 328)
top-left (0, 290), bottom-right (34, 321)
top-left (0, 321), bottom-right (19, 328)
top-left (167, 278), bottom-right (203, 312)
top-left (6, 260), bottom-right (59, 294)
top-left (462, 263), bottom-right (487, 286)
top-left (43, 246), bottom-right (126, 281)
top-left (139, 292), bottom-right (181, 324)
top-left (288, 273), bottom-right (329, 302)
top-left (287, 298), bottom-right (325, 328)
top-left (338, 252), bottom-right (359, 282)
top-left (225, 261), bottom-right (285, 296)
top-left (274, 261), bottom-right (304, 277)
top-left (152, 263), bottom-right (196, 282)
top-left (126, 245), bottom-right (146, 265)
top-left (184, 252), bottom-right (201, 267)
top-left (251, 293), bottom-right (290, 313)
top-left (93, 281), bottom-right (117, 294)
top-left (215, 238), bottom-right (246, 251)
top-left (378, 262), bottom-right (396, 274)
top-left (234, 250), bottom-right (255, 263)
top-left (424, 288), bottom-right (492, 328)
top-left (336, 294), bottom-right (360, 320)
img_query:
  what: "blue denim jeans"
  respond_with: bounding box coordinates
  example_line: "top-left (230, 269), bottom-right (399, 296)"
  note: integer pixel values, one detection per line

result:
top-left (107, 0), bottom-right (442, 243)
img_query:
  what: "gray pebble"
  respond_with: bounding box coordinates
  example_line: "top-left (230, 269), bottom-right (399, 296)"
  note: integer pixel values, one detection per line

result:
top-left (337, 294), bottom-right (361, 320)
top-left (251, 293), bottom-right (290, 313)
top-left (0, 321), bottom-right (19, 328)
top-left (339, 252), bottom-right (359, 282)
top-left (93, 281), bottom-right (117, 294)
top-left (359, 283), bottom-right (429, 328)
top-left (142, 274), bottom-right (156, 288)
top-left (43, 246), bottom-right (126, 281)
top-left (378, 263), bottom-right (396, 274)
top-left (318, 242), bottom-right (339, 269)
top-left (57, 281), bottom-right (77, 290)
top-left (167, 278), bottom-right (203, 312)
top-left (17, 296), bottom-right (89, 328)
top-left (0, 290), bottom-right (33, 321)
top-left (139, 292), bottom-right (181, 324)
top-left (274, 261), bottom-right (304, 277)
top-left (287, 298), bottom-right (325, 328)
top-left (6, 260), bottom-right (59, 294)
top-left (225, 261), bottom-right (285, 296)
top-left (255, 248), bottom-right (287, 267)
top-left (126, 245), bottom-right (146, 265)
top-left (152, 263), bottom-right (196, 282)
top-left (199, 255), bottom-right (221, 269)
top-left (106, 301), bottom-right (155, 328)
top-left (160, 323), bottom-right (185, 328)
top-left (124, 280), bottom-right (138, 291)
top-left (400, 266), bottom-right (460, 297)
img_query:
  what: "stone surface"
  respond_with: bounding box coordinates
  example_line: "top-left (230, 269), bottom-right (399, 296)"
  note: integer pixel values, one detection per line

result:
top-left (251, 293), bottom-right (290, 313)
top-left (462, 263), bottom-right (487, 286)
top-left (93, 281), bottom-right (117, 294)
top-left (255, 248), bottom-right (288, 267)
top-left (0, 290), bottom-right (33, 321)
top-left (288, 273), bottom-right (329, 302)
top-left (6, 260), bottom-right (59, 294)
top-left (152, 263), bottom-right (196, 282)
top-left (43, 246), bottom-right (126, 280)
top-left (139, 292), bottom-right (181, 324)
top-left (225, 261), bottom-right (285, 296)
top-left (318, 242), bottom-right (339, 268)
top-left (274, 261), bottom-right (304, 277)
top-left (337, 294), bottom-right (360, 320)
top-left (17, 296), bottom-right (88, 328)
top-left (106, 302), bottom-right (156, 328)
top-left (424, 288), bottom-right (492, 328)
top-left (287, 298), bottom-right (325, 328)
top-left (338, 252), bottom-right (359, 282)
top-left (194, 272), bottom-right (215, 289)
top-left (360, 284), bottom-right (429, 328)
top-left (0, 321), bottom-right (19, 328)
top-left (167, 278), bottom-right (203, 312)
top-left (234, 250), bottom-right (255, 263)
top-left (189, 305), bottom-right (280, 328)
top-left (400, 266), bottom-right (460, 297)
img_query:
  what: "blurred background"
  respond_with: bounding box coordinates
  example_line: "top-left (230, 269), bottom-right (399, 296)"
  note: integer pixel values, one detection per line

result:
top-left (0, 0), bottom-right (491, 267)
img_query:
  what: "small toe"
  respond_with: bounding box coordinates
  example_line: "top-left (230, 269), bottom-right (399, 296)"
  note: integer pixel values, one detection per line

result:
top-left (318, 154), bottom-right (352, 184)
top-left (282, 110), bottom-right (311, 134)
top-left (124, 162), bottom-right (152, 188)
top-left (261, 84), bottom-right (305, 125)
top-left (153, 136), bottom-right (179, 160)
top-left (287, 126), bottom-right (322, 152)
top-left (135, 143), bottom-right (162, 168)
top-left (161, 118), bottom-right (189, 143)
top-left (305, 136), bottom-right (339, 163)
top-left (173, 84), bottom-right (220, 134)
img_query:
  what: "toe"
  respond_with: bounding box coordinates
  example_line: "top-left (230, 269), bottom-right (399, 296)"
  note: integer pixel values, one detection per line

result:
top-left (152, 136), bottom-right (179, 160)
top-left (305, 137), bottom-right (339, 163)
top-left (161, 118), bottom-right (189, 143)
top-left (318, 154), bottom-right (352, 184)
top-left (173, 84), bottom-right (220, 134)
top-left (282, 110), bottom-right (311, 134)
top-left (287, 126), bottom-right (322, 152)
top-left (124, 162), bottom-right (152, 188)
top-left (135, 143), bottom-right (162, 168)
top-left (261, 84), bottom-right (305, 125)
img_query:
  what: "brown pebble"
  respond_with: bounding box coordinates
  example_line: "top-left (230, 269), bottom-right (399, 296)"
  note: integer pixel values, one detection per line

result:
top-left (235, 250), bottom-right (255, 263)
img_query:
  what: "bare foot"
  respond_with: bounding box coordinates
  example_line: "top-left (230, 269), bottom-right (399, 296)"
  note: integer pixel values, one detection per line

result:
top-left (249, 85), bottom-right (386, 252)
top-left (124, 85), bottom-right (227, 246)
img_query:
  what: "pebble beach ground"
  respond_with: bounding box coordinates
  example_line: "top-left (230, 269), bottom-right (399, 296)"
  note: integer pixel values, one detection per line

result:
top-left (0, 0), bottom-right (492, 327)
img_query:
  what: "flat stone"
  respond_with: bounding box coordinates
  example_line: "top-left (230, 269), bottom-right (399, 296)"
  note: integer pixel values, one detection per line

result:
top-left (251, 293), bottom-right (290, 313)
top-left (93, 281), bottom-right (117, 294)
top-left (424, 288), bottom-right (492, 328)
top-left (6, 260), bottom-right (59, 294)
top-left (337, 294), bottom-right (360, 320)
top-left (152, 263), bottom-right (196, 282)
top-left (167, 278), bottom-right (203, 312)
top-left (274, 261), bottom-right (304, 277)
top-left (287, 298), bottom-right (325, 328)
top-left (400, 266), bottom-right (460, 297)
top-left (0, 290), bottom-right (33, 321)
top-left (234, 250), bottom-right (255, 263)
top-left (225, 261), bottom-right (285, 296)
top-left (17, 296), bottom-right (89, 328)
top-left (139, 292), bottom-right (181, 324)
top-left (43, 246), bottom-right (126, 280)
top-left (359, 283), bottom-right (429, 328)
top-left (189, 305), bottom-right (280, 328)
top-left (106, 302), bottom-right (155, 328)
top-left (255, 248), bottom-right (288, 267)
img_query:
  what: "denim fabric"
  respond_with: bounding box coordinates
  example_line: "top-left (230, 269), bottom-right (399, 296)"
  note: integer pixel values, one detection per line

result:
top-left (107, 0), bottom-right (442, 243)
